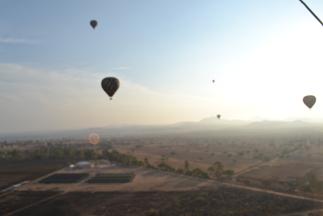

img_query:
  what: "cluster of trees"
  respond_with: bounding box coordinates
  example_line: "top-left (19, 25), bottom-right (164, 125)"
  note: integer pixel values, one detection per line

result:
top-left (142, 156), bottom-right (234, 180)
top-left (0, 143), bottom-right (234, 181)
top-left (105, 151), bottom-right (209, 179)
top-left (207, 161), bottom-right (234, 179)
top-left (103, 150), bottom-right (143, 166)
top-left (0, 145), bottom-right (110, 161)
top-left (300, 172), bottom-right (323, 193)
top-left (155, 158), bottom-right (209, 179)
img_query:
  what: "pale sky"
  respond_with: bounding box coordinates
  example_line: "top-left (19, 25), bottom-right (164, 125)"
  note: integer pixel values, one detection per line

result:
top-left (1, 0), bottom-right (323, 133)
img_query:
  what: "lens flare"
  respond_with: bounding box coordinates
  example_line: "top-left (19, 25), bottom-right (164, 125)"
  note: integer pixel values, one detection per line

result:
top-left (88, 133), bottom-right (100, 145)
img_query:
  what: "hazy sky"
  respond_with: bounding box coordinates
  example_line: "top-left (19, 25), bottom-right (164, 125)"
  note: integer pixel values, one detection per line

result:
top-left (1, 0), bottom-right (323, 133)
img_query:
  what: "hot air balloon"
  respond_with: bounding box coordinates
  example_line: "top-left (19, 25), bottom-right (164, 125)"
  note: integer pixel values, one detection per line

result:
top-left (212, 80), bottom-right (215, 83)
top-left (101, 77), bottom-right (120, 100)
top-left (217, 114), bottom-right (221, 119)
top-left (90, 20), bottom-right (98, 29)
top-left (303, 95), bottom-right (316, 109)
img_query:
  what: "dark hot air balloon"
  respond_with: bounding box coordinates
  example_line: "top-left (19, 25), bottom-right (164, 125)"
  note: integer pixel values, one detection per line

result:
top-left (90, 20), bottom-right (98, 29)
top-left (303, 95), bottom-right (316, 109)
top-left (101, 77), bottom-right (120, 100)
top-left (217, 114), bottom-right (221, 119)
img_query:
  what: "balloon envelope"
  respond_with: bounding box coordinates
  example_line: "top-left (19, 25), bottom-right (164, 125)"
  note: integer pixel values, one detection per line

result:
top-left (217, 114), bottom-right (221, 119)
top-left (303, 95), bottom-right (316, 109)
top-left (101, 77), bottom-right (120, 99)
top-left (90, 20), bottom-right (98, 29)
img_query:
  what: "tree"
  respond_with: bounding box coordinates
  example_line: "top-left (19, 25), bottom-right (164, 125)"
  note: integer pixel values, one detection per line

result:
top-left (84, 149), bottom-right (95, 159)
top-left (191, 168), bottom-right (209, 179)
top-left (144, 157), bottom-right (151, 167)
top-left (304, 172), bottom-right (323, 192)
top-left (145, 208), bottom-right (159, 216)
top-left (223, 169), bottom-right (235, 179)
top-left (176, 168), bottom-right (184, 174)
top-left (8, 149), bottom-right (21, 160)
top-left (208, 161), bottom-right (224, 178)
top-left (158, 158), bottom-right (174, 171)
top-left (184, 160), bottom-right (190, 172)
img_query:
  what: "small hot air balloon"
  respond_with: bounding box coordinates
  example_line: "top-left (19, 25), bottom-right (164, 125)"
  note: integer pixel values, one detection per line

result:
top-left (217, 114), bottom-right (221, 119)
top-left (101, 77), bottom-right (120, 100)
top-left (303, 95), bottom-right (316, 109)
top-left (90, 20), bottom-right (98, 29)
top-left (212, 80), bottom-right (215, 83)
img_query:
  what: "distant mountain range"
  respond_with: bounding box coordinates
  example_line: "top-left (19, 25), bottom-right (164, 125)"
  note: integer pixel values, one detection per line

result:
top-left (1, 117), bottom-right (323, 141)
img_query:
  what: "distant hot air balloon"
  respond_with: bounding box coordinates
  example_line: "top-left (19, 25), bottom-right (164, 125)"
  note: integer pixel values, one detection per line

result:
top-left (90, 20), bottom-right (98, 29)
top-left (303, 95), bottom-right (316, 109)
top-left (101, 77), bottom-right (120, 100)
top-left (212, 80), bottom-right (215, 83)
top-left (217, 114), bottom-right (221, 119)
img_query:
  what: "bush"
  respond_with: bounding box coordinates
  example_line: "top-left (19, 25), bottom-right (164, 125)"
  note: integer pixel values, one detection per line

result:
top-left (223, 169), bottom-right (234, 176)
top-left (191, 168), bottom-right (209, 179)
top-left (145, 208), bottom-right (160, 216)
